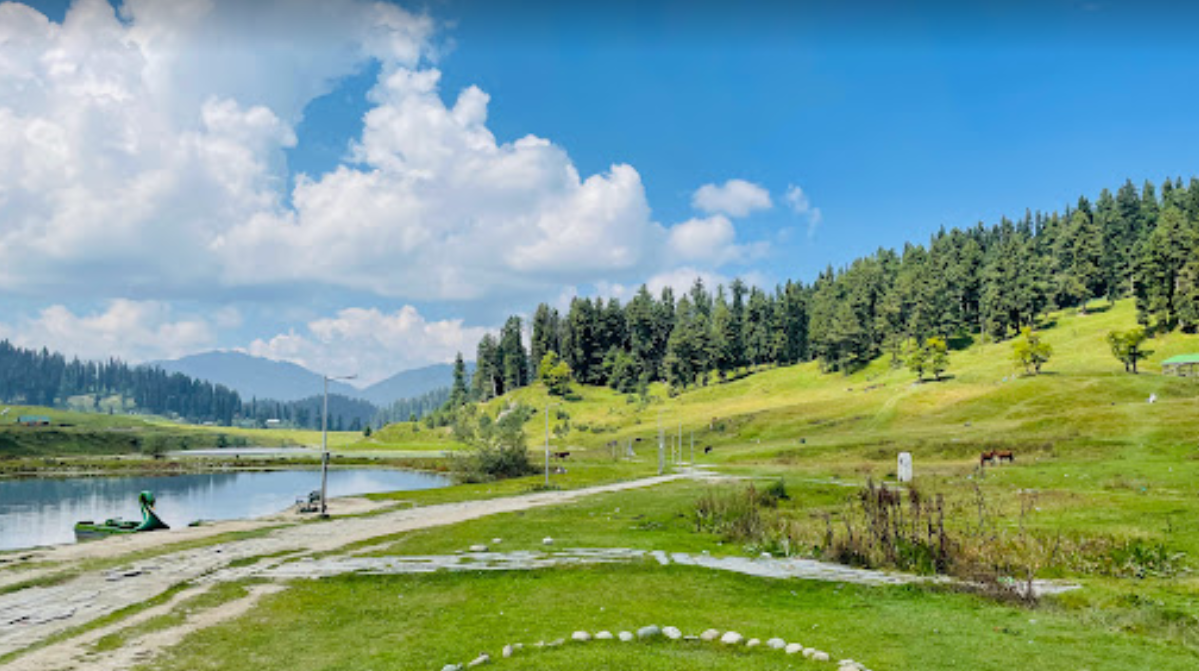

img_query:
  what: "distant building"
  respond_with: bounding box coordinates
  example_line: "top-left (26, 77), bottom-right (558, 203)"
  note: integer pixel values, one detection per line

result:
top-left (265, 418), bottom-right (282, 427)
top-left (17, 415), bottom-right (51, 426)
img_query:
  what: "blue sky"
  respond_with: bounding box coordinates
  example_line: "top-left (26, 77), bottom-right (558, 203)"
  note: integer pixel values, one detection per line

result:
top-left (1, 0), bottom-right (1197, 382)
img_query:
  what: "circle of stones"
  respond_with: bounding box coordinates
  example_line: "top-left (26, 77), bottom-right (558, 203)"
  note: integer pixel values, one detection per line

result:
top-left (438, 625), bottom-right (873, 670)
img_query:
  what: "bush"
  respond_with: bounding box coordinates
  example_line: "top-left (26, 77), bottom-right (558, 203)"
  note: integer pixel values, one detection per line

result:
top-left (450, 403), bottom-right (537, 483)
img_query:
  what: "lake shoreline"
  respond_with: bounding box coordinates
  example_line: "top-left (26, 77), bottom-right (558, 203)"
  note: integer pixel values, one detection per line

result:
top-left (0, 453), bottom-right (449, 480)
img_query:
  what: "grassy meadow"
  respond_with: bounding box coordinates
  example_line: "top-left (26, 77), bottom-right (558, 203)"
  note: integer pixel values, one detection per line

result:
top-left (9, 298), bottom-right (1199, 670)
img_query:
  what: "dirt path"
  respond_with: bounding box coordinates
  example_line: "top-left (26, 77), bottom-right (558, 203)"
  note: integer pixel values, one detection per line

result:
top-left (0, 473), bottom-right (686, 665)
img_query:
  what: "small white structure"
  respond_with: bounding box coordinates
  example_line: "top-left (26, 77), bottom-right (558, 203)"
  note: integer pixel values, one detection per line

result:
top-left (897, 452), bottom-right (913, 483)
top-left (1148, 393), bottom-right (1158, 404)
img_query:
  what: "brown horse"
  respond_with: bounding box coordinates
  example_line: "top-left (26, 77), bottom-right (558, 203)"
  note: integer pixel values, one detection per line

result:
top-left (552, 451), bottom-right (571, 460)
top-left (996, 450), bottom-right (1015, 463)
top-left (979, 451), bottom-right (996, 467)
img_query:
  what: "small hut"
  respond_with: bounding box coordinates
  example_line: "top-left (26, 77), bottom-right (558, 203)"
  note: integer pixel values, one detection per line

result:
top-left (1162, 354), bottom-right (1199, 377)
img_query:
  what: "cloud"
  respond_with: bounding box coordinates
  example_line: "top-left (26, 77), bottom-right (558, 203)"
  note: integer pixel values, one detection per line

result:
top-left (245, 306), bottom-right (491, 386)
top-left (666, 214), bottom-right (768, 266)
top-left (0, 300), bottom-right (215, 362)
top-left (784, 184), bottom-right (823, 238)
top-left (0, 0), bottom-right (669, 303)
top-left (217, 70), bottom-right (663, 299)
top-left (692, 179), bottom-right (772, 217)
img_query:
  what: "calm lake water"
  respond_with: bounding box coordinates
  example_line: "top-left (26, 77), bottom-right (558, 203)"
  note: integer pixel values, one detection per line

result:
top-left (0, 469), bottom-right (449, 551)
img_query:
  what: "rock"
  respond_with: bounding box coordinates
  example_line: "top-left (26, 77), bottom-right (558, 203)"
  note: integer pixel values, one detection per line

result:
top-left (441, 665), bottom-right (462, 671)
top-left (802, 647), bottom-right (816, 658)
top-left (813, 651), bottom-right (831, 662)
top-left (618, 631), bottom-right (634, 642)
top-left (637, 625), bottom-right (662, 639)
top-left (663, 626), bottom-right (682, 640)
top-left (492, 538), bottom-right (502, 544)
top-left (767, 638), bottom-right (787, 650)
top-left (469, 545), bottom-right (488, 553)
top-left (542, 537), bottom-right (554, 546)
top-left (700, 629), bottom-right (721, 641)
top-left (839, 666), bottom-right (858, 671)
top-left (595, 631), bottom-right (614, 640)
top-left (502, 645), bottom-right (513, 658)
top-left (785, 643), bottom-right (803, 654)
top-left (571, 631), bottom-right (591, 642)
top-left (746, 638), bottom-right (761, 647)
top-left (467, 653), bottom-right (490, 667)
top-left (720, 631), bottom-right (744, 645)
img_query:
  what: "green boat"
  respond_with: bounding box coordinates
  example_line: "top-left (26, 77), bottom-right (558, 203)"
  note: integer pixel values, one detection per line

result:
top-left (74, 490), bottom-right (170, 540)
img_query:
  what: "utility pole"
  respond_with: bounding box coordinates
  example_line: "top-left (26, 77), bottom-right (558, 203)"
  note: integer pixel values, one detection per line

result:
top-left (545, 402), bottom-right (560, 486)
top-left (320, 373), bottom-right (357, 517)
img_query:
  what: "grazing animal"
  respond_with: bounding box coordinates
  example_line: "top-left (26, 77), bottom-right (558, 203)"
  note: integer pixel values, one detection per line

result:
top-left (703, 446), bottom-right (714, 455)
top-left (979, 451), bottom-right (996, 467)
top-left (552, 451), bottom-right (571, 460)
top-left (996, 450), bottom-right (1015, 463)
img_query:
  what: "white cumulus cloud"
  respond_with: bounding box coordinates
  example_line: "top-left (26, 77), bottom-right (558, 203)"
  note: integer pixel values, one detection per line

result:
top-left (667, 214), bottom-right (768, 266)
top-left (0, 300), bottom-right (215, 362)
top-left (692, 179), bottom-right (772, 217)
top-left (246, 306), bottom-right (491, 386)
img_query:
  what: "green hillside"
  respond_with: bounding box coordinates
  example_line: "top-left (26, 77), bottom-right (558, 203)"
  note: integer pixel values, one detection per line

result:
top-left (374, 299), bottom-right (1196, 468)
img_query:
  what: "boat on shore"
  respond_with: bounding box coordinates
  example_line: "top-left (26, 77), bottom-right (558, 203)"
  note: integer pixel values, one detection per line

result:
top-left (74, 490), bottom-right (170, 540)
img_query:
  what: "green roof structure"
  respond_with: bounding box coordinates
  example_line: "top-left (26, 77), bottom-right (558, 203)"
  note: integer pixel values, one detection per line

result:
top-left (1163, 354), bottom-right (1199, 376)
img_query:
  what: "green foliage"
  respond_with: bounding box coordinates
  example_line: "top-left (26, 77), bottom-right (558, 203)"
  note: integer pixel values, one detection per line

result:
top-left (905, 336), bottom-right (950, 381)
top-left (1106, 327), bottom-right (1153, 373)
top-left (449, 403), bottom-right (536, 482)
top-left (537, 352), bottom-right (574, 397)
top-left (1011, 326), bottom-right (1053, 375)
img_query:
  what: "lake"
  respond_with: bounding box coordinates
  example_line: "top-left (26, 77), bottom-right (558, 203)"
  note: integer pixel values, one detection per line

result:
top-left (0, 468), bottom-right (450, 551)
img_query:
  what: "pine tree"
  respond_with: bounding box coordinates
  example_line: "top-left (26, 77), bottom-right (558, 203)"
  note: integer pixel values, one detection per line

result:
top-left (450, 352), bottom-right (468, 407)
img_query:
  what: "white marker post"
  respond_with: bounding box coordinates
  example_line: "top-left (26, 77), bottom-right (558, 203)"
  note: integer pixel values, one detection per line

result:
top-left (898, 452), bottom-right (913, 483)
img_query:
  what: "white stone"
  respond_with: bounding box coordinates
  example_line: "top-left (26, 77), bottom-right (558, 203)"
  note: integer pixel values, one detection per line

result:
top-left (595, 631), bottom-right (614, 640)
top-left (813, 651), bottom-right (831, 662)
top-left (492, 538), bottom-right (502, 544)
top-left (618, 631), bottom-right (634, 642)
top-left (746, 638), bottom-right (761, 647)
top-left (501, 645), bottom-right (513, 658)
top-left (700, 629), bottom-right (721, 641)
top-left (785, 643), bottom-right (803, 654)
top-left (802, 647), bottom-right (816, 658)
top-left (663, 626), bottom-right (682, 640)
top-left (571, 631), bottom-right (591, 642)
top-left (898, 451), bottom-right (913, 482)
top-left (469, 545), bottom-right (488, 553)
top-left (467, 653), bottom-right (489, 667)
top-left (720, 631), bottom-right (744, 645)
top-left (542, 537), bottom-right (554, 545)
top-left (441, 665), bottom-right (462, 671)
top-left (767, 638), bottom-right (787, 650)
top-left (637, 625), bottom-right (662, 639)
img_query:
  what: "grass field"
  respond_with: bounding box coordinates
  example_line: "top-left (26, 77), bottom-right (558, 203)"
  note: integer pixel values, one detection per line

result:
top-left (12, 298), bottom-right (1199, 670)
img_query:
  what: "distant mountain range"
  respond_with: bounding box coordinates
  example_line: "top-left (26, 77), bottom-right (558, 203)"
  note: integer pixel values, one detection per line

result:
top-left (151, 351), bottom-right (466, 406)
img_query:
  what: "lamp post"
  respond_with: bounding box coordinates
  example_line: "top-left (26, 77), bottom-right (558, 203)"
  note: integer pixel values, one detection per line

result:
top-left (320, 373), bottom-right (357, 517)
top-left (657, 408), bottom-right (665, 475)
top-left (545, 401), bottom-right (561, 486)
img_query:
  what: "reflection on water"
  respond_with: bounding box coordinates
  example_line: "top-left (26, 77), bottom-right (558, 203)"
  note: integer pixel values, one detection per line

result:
top-left (0, 469), bottom-right (449, 551)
